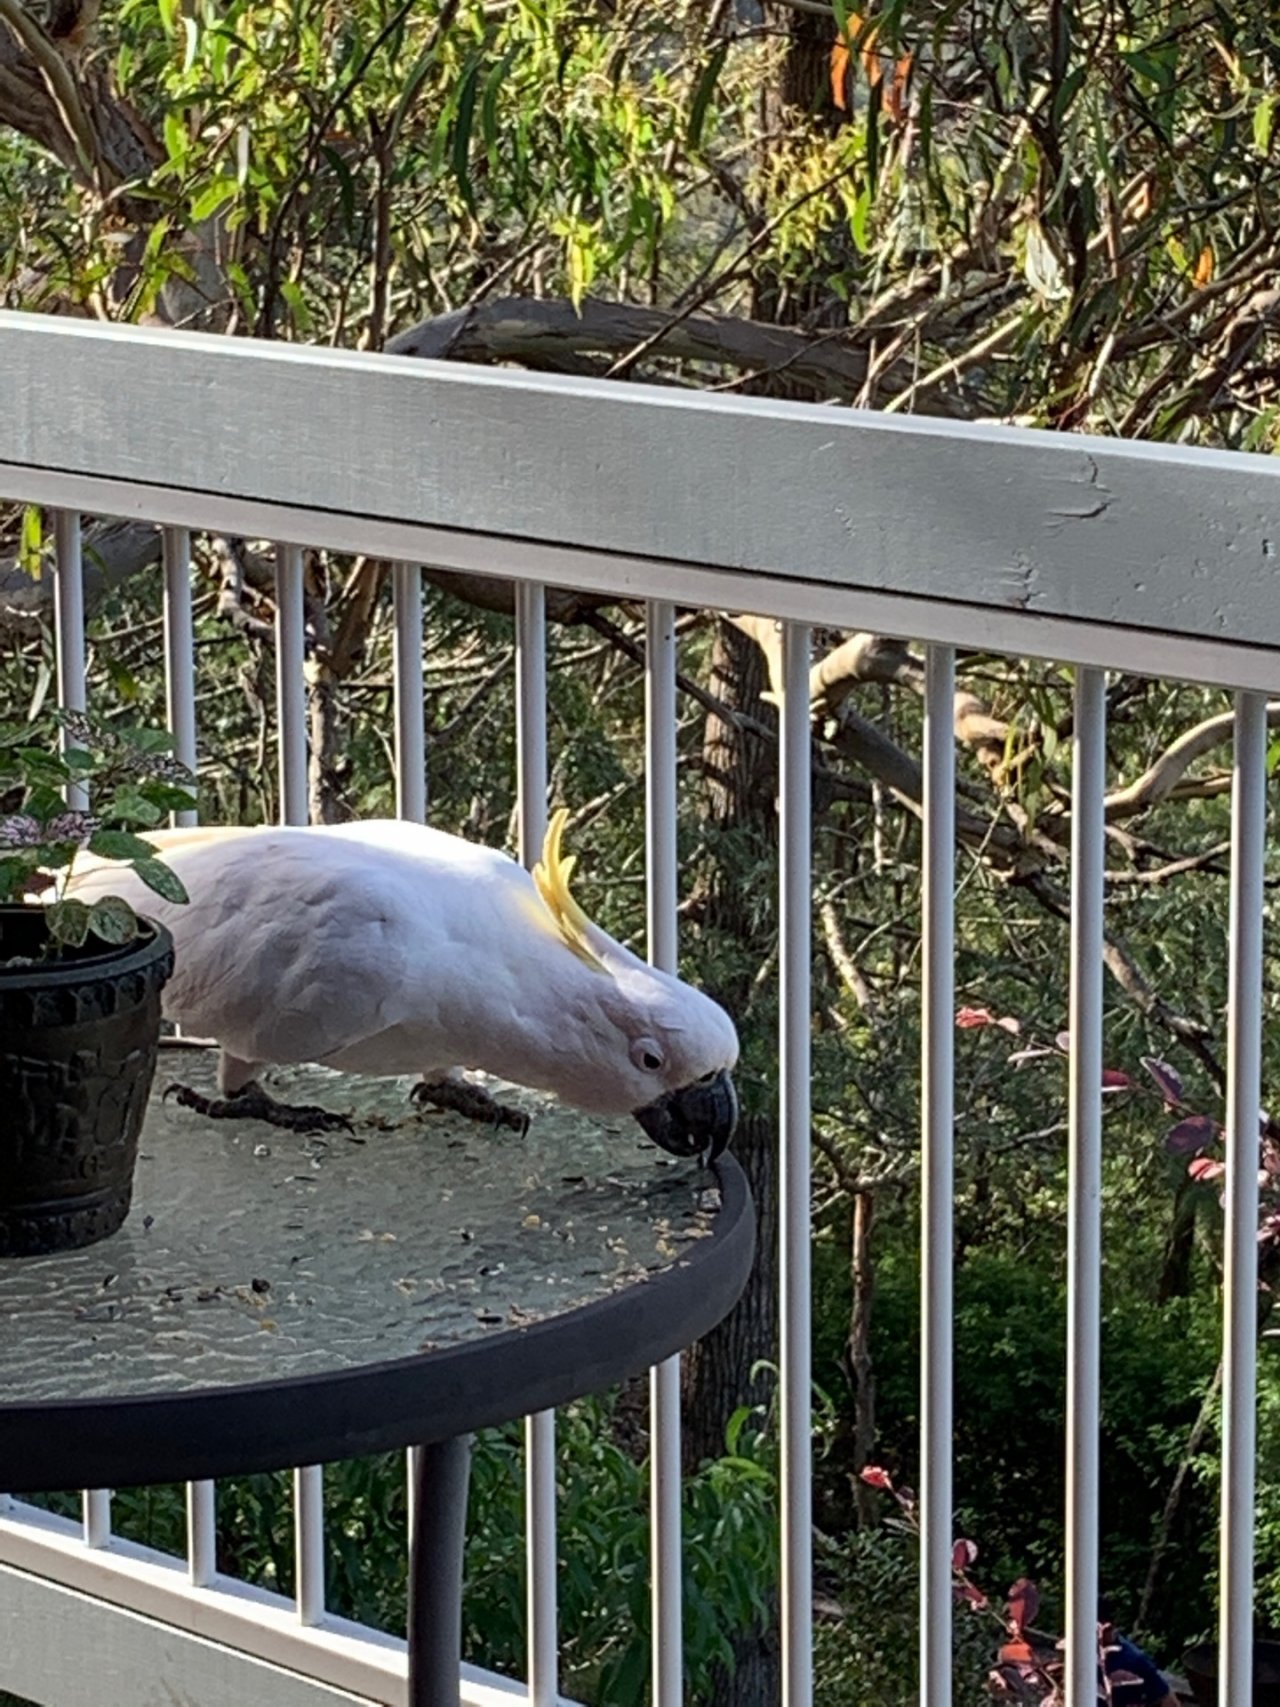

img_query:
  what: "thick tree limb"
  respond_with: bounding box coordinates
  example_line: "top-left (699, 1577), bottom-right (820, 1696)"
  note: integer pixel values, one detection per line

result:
top-left (1104, 701), bottom-right (1280, 820)
top-left (0, 518), bottom-right (162, 630)
top-left (387, 294), bottom-right (967, 414)
top-left (0, 0), bottom-right (158, 194)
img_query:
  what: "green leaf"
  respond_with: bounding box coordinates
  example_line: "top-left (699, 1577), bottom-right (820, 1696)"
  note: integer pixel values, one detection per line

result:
top-left (24, 783), bottom-right (65, 822)
top-left (124, 727), bottom-right (177, 755)
top-left (131, 858), bottom-right (189, 905)
top-left (88, 896), bottom-right (139, 946)
top-left (0, 855), bottom-right (38, 902)
top-left (16, 747), bottom-right (70, 786)
top-left (1050, 63), bottom-right (1086, 130)
top-left (1255, 95), bottom-right (1276, 157)
top-left (138, 781), bottom-right (198, 813)
top-left (19, 505), bottom-right (42, 580)
top-left (279, 279), bottom-right (313, 335)
top-left (181, 14), bottom-right (199, 73)
top-left (47, 898), bottom-right (91, 947)
top-left (451, 56), bottom-right (482, 212)
top-left (163, 109), bottom-right (188, 165)
top-left (480, 47), bottom-right (519, 159)
top-left (687, 42), bottom-right (729, 151)
top-left (849, 183), bottom-right (872, 253)
top-left (109, 791), bottom-right (163, 827)
top-left (88, 828), bottom-right (158, 863)
top-left (190, 176), bottom-right (240, 223)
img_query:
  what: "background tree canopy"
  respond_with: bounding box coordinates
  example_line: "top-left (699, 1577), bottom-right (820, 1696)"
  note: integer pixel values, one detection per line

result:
top-left (2, 0), bottom-right (1279, 1700)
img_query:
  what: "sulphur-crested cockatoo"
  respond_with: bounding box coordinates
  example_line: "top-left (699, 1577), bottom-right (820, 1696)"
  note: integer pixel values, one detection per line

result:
top-left (68, 810), bottom-right (739, 1161)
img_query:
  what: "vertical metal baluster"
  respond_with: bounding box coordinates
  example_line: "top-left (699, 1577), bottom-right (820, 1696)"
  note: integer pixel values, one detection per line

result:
top-left (780, 621), bottom-right (812, 1707)
top-left (295, 1463), bottom-right (325, 1626)
top-left (920, 645), bottom-right (955, 1707)
top-left (1221, 691), bottom-right (1266, 1707)
top-left (274, 543), bottom-right (308, 828)
top-left (1065, 667), bottom-right (1105, 1707)
top-left (393, 561), bottom-right (426, 825)
top-left (162, 527), bottom-right (198, 827)
top-left (187, 1481), bottom-right (216, 1587)
top-left (394, 558), bottom-right (428, 1612)
top-left (274, 542), bottom-right (323, 1623)
top-left (56, 509), bottom-right (108, 1547)
top-left (516, 581), bottom-right (557, 1707)
top-left (163, 525), bottom-right (213, 1575)
top-left (53, 510), bottom-right (88, 811)
top-left (82, 1489), bottom-right (110, 1550)
top-left (646, 600), bottom-right (682, 1706)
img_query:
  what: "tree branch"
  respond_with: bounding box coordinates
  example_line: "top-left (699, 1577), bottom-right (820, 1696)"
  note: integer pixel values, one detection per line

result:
top-left (1104, 701), bottom-right (1280, 820)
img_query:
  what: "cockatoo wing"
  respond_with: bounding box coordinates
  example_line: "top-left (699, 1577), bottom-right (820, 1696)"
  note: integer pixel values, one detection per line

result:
top-left (67, 824), bottom-right (533, 1074)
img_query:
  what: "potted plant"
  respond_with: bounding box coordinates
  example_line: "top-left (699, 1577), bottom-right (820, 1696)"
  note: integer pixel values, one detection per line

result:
top-left (0, 708), bottom-right (195, 1257)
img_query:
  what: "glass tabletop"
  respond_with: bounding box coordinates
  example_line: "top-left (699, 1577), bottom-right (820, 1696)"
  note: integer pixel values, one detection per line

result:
top-left (0, 1046), bottom-right (727, 1406)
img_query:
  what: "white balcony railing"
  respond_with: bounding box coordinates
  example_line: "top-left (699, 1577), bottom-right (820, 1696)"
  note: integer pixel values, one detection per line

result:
top-left (0, 308), bottom-right (1278, 1707)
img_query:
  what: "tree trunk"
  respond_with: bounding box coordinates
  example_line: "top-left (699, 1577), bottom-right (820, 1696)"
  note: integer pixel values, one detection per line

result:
top-left (682, 619), bottom-right (784, 1706)
top-left (849, 1189), bottom-right (878, 1526)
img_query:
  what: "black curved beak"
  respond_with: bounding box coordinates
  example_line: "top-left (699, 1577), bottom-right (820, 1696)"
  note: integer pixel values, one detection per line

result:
top-left (633, 1069), bottom-right (739, 1164)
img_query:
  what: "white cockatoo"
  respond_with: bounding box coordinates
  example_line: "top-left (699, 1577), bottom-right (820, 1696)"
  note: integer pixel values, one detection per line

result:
top-left (68, 810), bottom-right (740, 1161)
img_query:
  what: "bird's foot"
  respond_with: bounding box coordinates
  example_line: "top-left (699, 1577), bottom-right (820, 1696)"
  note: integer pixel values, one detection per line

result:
top-left (165, 1080), bottom-right (354, 1135)
top-left (410, 1077), bottom-right (529, 1136)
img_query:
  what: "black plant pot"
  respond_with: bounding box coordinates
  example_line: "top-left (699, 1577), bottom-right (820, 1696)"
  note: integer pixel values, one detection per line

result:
top-left (0, 905), bottom-right (175, 1257)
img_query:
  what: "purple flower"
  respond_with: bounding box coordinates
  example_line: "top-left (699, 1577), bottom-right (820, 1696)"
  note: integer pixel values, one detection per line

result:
top-left (43, 811), bottom-right (99, 845)
top-left (0, 814), bottom-right (44, 849)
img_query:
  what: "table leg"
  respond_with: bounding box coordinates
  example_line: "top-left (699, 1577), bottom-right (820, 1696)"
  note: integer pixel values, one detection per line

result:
top-left (407, 1434), bottom-right (473, 1707)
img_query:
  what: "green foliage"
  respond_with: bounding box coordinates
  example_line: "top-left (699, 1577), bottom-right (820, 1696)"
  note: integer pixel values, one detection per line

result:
top-left (0, 708), bottom-right (195, 954)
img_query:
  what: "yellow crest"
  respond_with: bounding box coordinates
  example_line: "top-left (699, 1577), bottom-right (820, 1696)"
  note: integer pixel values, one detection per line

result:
top-left (532, 808), bottom-right (607, 973)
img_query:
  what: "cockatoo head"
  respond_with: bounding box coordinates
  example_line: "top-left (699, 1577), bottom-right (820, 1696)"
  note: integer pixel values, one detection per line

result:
top-left (533, 812), bottom-right (740, 1163)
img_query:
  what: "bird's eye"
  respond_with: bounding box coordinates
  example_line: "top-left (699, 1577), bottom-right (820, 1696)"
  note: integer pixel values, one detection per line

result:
top-left (631, 1037), bottom-right (665, 1073)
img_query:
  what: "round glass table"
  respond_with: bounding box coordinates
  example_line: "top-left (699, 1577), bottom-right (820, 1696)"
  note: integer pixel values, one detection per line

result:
top-left (0, 1047), bottom-right (755, 1705)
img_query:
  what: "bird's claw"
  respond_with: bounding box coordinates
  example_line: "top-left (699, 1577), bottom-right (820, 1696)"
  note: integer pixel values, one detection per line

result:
top-left (165, 1081), bottom-right (355, 1136)
top-left (410, 1077), bottom-right (529, 1136)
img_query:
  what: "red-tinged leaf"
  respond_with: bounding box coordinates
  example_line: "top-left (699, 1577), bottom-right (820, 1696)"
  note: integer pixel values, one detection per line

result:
top-left (953, 1538), bottom-right (979, 1569)
top-left (995, 1015), bottom-right (1022, 1035)
top-left (956, 1006), bottom-right (995, 1028)
top-left (1189, 1156), bottom-right (1225, 1182)
top-left (1164, 1114), bottom-right (1220, 1156)
top-left (1101, 1068), bottom-right (1133, 1091)
top-left (1055, 1030), bottom-right (1072, 1053)
top-left (1007, 1577), bottom-right (1040, 1629)
top-left (859, 1464), bottom-right (893, 1490)
top-left (999, 1639), bottom-right (1036, 1665)
top-left (955, 1580), bottom-right (988, 1610)
top-left (1142, 1055), bottom-right (1184, 1106)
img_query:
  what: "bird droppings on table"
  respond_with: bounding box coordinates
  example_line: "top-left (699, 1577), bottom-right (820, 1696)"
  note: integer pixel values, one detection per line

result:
top-left (0, 1046), bottom-right (726, 1402)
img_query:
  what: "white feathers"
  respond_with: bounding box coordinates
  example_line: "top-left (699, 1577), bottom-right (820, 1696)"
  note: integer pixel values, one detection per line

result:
top-left (66, 816), bottom-right (739, 1119)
